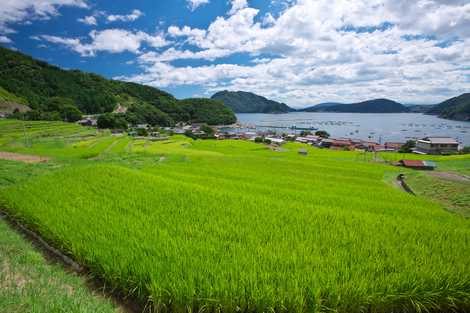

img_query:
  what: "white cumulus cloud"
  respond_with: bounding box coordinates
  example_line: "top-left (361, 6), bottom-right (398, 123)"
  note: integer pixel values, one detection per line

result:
top-left (107, 9), bottom-right (143, 23)
top-left (187, 0), bottom-right (210, 11)
top-left (0, 0), bottom-right (88, 34)
top-left (0, 35), bottom-right (12, 43)
top-left (119, 0), bottom-right (470, 106)
top-left (35, 28), bottom-right (169, 56)
top-left (77, 15), bottom-right (96, 25)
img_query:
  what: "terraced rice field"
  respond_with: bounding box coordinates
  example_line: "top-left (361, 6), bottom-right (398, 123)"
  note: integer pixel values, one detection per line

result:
top-left (0, 120), bottom-right (469, 313)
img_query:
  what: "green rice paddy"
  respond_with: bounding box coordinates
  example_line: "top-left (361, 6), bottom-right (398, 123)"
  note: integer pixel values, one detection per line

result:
top-left (0, 119), bottom-right (469, 313)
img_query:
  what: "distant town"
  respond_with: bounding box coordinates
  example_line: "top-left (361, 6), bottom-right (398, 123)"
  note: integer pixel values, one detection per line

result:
top-left (76, 115), bottom-right (465, 156)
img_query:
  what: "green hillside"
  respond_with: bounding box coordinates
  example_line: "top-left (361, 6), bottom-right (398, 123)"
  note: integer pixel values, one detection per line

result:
top-left (427, 93), bottom-right (470, 121)
top-left (211, 90), bottom-right (294, 113)
top-left (0, 86), bottom-right (31, 114)
top-left (0, 47), bottom-right (235, 125)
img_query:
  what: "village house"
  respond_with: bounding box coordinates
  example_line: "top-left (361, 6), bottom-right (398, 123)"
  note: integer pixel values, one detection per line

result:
top-left (318, 138), bottom-right (334, 148)
top-left (77, 117), bottom-right (97, 127)
top-left (330, 138), bottom-right (354, 150)
top-left (265, 137), bottom-right (285, 145)
top-left (384, 142), bottom-right (404, 151)
top-left (113, 104), bottom-right (128, 114)
top-left (415, 137), bottom-right (459, 155)
top-left (296, 135), bottom-right (321, 144)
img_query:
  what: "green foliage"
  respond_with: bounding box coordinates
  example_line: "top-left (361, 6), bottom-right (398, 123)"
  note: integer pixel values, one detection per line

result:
top-left (45, 97), bottom-right (83, 122)
top-left (428, 93), bottom-right (470, 121)
top-left (463, 146), bottom-right (470, 154)
top-left (300, 130), bottom-right (313, 136)
top-left (136, 128), bottom-right (148, 136)
top-left (0, 86), bottom-right (28, 104)
top-left (315, 130), bottom-right (330, 138)
top-left (179, 98), bottom-right (237, 125)
top-left (97, 113), bottom-right (128, 130)
top-left (200, 124), bottom-right (215, 136)
top-left (399, 140), bottom-right (416, 153)
top-left (254, 136), bottom-right (264, 143)
top-left (126, 102), bottom-right (174, 127)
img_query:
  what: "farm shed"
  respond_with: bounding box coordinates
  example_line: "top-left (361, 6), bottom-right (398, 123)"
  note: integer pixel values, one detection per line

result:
top-left (398, 160), bottom-right (436, 170)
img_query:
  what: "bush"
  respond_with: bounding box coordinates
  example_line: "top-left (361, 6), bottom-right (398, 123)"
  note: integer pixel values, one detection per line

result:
top-left (200, 124), bottom-right (215, 136)
top-left (136, 128), bottom-right (148, 136)
top-left (315, 130), bottom-right (330, 138)
top-left (97, 113), bottom-right (128, 130)
top-left (399, 140), bottom-right (416, 153)
top-left (254, 137), bottom-right (264, 143)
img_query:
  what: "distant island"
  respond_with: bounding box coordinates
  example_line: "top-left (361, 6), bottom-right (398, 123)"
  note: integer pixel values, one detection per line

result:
top-left (301, 96), bottom-right (469, 121)
top-left (299, 99), bottom-right (410, 113)
top-left (211, 91), bottom-right (295, 113)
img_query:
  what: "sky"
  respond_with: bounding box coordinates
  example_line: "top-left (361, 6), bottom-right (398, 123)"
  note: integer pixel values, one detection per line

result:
top-left (0, 0), bottom-right (469, 108)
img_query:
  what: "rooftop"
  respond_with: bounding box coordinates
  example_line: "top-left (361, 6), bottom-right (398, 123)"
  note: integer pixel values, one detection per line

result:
top-left (419, 137), bottom-right (458, 144)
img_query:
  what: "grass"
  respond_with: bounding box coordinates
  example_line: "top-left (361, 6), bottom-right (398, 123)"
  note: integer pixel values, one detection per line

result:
top-left (0, 159), bottom-right (120, 313)
top-left (406, 171), bottom-right (470, 217)
top-left (0, 218), bottom-right (122, 313)
top-left (0, 119), bottom-right (470, 313)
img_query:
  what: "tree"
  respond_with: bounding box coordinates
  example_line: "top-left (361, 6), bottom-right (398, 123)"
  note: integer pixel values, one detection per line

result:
top-left (254, 137), bottom-right (264, 143)
top-left (462, 146), bottom-right (470, 154)
top-left (97, 113), bottom-right (128, 129)
top-left (126, 103), bottom-right (174, 127)
top-left (61, 105), bottom-right (82, 122)
top-left (300, 130), bottom-right (312, 136)
top-left (44, 97), bottom-right (83, 122)
top-left (315, 130), bottom-right (330, 138)
top-left (200, 124), bottom-right (215, 136)
top-left (399, 140), bottom-right (416, 153)
top-left (136, 128), bottom-right (148, 136)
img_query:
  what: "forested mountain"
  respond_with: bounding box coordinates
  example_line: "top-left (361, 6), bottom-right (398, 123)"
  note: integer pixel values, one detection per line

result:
top-left (298, 103), bottom-right (342, 112)
top-left (0, 46), bottom-right (236, 125)
top-left (211, 91), bottom-right (294, 113)
top-left (406, 104), bottom-right (435, 113)
top-left (302, 99), bottom-right (410, 113)
top-left (427, 93), bottom-right (470, 121)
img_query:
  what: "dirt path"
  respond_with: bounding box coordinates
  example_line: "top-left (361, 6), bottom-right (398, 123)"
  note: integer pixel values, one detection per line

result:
top-left (0, 151), bottom-right (50, 163)
top-left (429, 171), bottom-right (470, 183)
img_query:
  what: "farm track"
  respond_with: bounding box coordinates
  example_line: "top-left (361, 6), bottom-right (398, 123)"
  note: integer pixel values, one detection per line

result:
top-left (0, 151), bottom-right (50, 163)
top-left (0, 209), bottom-right (146, 313)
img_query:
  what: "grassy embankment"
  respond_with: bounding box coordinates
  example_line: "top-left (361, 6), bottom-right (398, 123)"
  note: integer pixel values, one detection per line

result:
top-left (0, 159), bottom-right (121, 313)
top-left (0, 119), bottom-right (469, 313)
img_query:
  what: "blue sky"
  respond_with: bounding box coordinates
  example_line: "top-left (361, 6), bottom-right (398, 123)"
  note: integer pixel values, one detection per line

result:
top-left (0, 0), bottom-right (469, 107)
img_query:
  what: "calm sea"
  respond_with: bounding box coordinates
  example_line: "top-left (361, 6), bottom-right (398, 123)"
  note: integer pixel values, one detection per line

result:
top-left (235, 112), bottom-right (470, 145)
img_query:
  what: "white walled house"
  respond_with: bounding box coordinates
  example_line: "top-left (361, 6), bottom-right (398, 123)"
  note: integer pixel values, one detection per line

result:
top-left (415, 137), bottom-right (459, 155)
